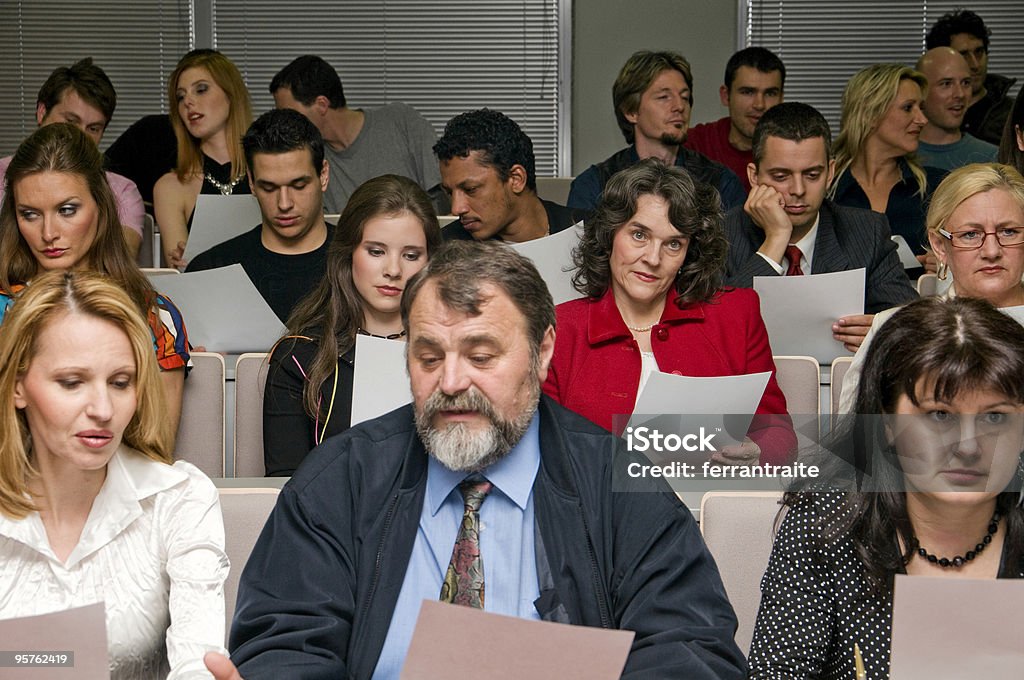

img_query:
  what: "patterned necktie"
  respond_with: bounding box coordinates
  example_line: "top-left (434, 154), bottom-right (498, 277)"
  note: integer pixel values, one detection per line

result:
top-left (785, 244), bottom-right (805, 276)
top-left (440, 477), bottom-right (493, 608)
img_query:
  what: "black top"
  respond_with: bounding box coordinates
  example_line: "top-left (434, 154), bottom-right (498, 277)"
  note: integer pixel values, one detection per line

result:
top-left (749, 493), bottom-right (1023, 679)
top-left (441, 198), bottom-right (585, 241)
top-left (104, 114), bottom-right (178, 205)
top-left (962, 73), bottom-right (1018, 146)
top-left (185, 224), bottom-right (333, 323)
top-left (185, 155), bottom-right (253, 233)
top-left (263, 335), bottom-right (354, 477)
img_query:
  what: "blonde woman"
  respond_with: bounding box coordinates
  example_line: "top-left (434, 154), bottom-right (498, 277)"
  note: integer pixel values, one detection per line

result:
top-left (839, 163), bottom-right (1024, 413)
top-left (830, 64), bottom-right (947, 269)
top-left (0, 271), bottom-right (227, 679)
top-left (154, 49), bottom-right (253, 269)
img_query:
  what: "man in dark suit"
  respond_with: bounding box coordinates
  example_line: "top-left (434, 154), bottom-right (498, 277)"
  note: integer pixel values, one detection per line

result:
top-left (724, 102), bottom-right (917, 351)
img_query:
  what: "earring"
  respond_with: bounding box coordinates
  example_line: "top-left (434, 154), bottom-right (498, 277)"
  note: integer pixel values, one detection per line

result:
top-left (937, 261), bottom-right (948, 281)
top-left (1017, 455), bottom-right (1024, 506)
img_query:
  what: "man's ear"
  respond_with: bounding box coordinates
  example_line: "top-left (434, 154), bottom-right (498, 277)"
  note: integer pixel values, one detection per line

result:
top-left (313, 95), bottom-right (331, 117)
top-left (747, 162), bottom-right (759, 189)
top-left (35, 102), bottom-right (49, 126)
top-left (319, 159), bottom-right (330, 192)
top-left (623, 107), bottom-right (639, 125)
top-left (507, 164), bottom-right (528, 195)
top-left (719, 84), bottom-right (730, 108)
top-left (247, 170), bottom-right (256, 194)
top-left (826, 158), bottom-right (836, 187)
top-left (535, 325), bottom-right (556, 384)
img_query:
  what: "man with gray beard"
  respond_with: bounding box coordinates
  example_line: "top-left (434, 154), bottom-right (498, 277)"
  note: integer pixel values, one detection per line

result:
top-left (208, 241), bottom-right (746, 680)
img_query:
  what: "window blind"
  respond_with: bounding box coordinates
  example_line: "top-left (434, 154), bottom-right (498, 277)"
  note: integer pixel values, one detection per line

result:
top-left (211, 0), bottom-right (565, 175)
top-left (744, 1), bottom-right (1023, 132)
top-left (0, 1), bottom-right (191, 155)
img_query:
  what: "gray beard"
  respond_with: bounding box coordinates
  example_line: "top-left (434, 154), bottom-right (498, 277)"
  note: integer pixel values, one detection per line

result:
top-left (414, 384), bottom-right (539, 473)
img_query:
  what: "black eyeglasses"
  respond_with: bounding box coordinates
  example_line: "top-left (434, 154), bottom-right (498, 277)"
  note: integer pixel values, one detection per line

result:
top-left (937, 227), bottom-right (1024, 250)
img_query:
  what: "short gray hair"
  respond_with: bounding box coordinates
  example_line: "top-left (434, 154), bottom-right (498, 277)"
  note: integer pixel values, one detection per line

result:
top-left (401, 241), bottom-right (555, 354)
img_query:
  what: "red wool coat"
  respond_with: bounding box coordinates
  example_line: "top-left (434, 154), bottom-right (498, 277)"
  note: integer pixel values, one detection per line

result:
top-left (543, 287), bottom-right (796, 464)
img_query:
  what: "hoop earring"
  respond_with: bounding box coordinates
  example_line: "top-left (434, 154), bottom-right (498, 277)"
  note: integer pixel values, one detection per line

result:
top-left (1017, 455), bottom-right (1024, 506)
top-left (937, 261), bottom-right (948, 281)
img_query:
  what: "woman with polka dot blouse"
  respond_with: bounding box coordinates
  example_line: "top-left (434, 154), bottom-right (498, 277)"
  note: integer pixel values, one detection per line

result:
top-left (749, 296), bottom-right (1024, 679)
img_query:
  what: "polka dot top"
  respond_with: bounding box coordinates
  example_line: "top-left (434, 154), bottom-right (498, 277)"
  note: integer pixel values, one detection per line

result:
top-left (747, 493), bottom-right (1023, 679)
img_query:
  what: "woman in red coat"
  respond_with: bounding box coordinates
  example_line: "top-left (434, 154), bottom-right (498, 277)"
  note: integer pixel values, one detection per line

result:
top-left (543, 158), bottom-right (796, 464)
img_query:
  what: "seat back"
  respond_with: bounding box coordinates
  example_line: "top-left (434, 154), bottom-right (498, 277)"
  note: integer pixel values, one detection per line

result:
top-left (141, 267), bottom-right (181, 277)
top-left (218, 487), bottom-right (280, 633)
top-left (535, 177), bottom-right (574, 205)
top-left (137, 213), bottom-right (158, 268)
top-left (700, 491), bottom-right (783, 654)
top-left (234, 353), bottom-right (270, 478)
top-left (174, 352), bottom-right (225, 477)
top-left (830, 356), bottom-right (854, 416)
top-left (772, 355), bottom-right (820, 416)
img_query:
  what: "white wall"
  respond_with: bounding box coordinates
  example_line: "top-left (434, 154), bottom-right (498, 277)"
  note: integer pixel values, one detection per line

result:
top-left (571, 0), bottom-right (739, 174)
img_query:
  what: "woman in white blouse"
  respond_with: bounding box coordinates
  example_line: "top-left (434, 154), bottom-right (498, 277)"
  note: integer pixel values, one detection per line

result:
top-left (0, 270), bottom-right (228, 679)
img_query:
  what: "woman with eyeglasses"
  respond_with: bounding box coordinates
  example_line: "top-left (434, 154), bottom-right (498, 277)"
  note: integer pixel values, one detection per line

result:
top-left (839, 163), bottom-right (1024, 412)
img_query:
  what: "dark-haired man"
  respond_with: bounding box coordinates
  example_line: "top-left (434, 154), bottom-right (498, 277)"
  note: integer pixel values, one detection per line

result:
top-left (724, 102), bottom-right (916, 351)
top-left (685, 47), bottom-right (785, 192)
top-left (434, 109), bottom-right (584, 243)
top-left (186, 109), bottom-right (331, 322)
top-left (204, 240), bottom-right (746, 680)
top-left (926, 9), bottom-right (1016, 145)
top-left (270, 55), bottom-right (444, 214)
top-left (0, 58), bottom-right (144, 255)
top-left (567, 51), bottom-right (745, 212)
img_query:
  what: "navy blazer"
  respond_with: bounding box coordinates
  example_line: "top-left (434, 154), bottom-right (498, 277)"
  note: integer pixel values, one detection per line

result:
top-left (723, 200), bottom-right (918, 315)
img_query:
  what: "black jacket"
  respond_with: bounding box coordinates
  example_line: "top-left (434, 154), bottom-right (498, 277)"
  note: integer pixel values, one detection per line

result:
top-left (724, 200), bottom-right (918, 314)
top-left (230, 396), bottom-right (746, 679)
top-left (962, 72), bottom-right (1018, 146)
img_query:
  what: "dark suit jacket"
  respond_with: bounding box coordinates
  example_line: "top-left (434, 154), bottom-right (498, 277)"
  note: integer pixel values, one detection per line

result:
top-left (723, 200), bottom-right (918, 314)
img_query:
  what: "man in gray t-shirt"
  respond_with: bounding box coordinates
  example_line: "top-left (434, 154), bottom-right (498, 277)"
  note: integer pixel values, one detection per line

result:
top-left (270, 55), bottom-right (446, 214)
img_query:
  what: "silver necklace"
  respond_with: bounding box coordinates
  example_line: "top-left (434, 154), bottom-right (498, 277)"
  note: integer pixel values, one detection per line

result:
top-left (204, 172), bottom-right (246, 196)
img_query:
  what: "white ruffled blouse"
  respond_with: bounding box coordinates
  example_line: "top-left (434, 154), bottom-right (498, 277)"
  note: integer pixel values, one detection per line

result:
top-left (0, 448), bottom-right (228, 679)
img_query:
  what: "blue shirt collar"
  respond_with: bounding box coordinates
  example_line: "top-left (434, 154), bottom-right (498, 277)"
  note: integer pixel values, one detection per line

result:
top-left (425, 411), bottom-right (541, 515)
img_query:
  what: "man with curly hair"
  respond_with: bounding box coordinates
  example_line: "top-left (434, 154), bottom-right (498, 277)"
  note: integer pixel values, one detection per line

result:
top-left (434, 109), bottom-right (584, 243)
top-left (926, 9), bottom-right (1017, 146)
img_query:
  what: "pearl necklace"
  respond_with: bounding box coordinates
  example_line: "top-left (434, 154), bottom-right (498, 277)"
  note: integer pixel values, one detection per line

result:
top-left (627, 323), bottom-right (656, 333)
top-left (204, 172), bottom-right (247, 196)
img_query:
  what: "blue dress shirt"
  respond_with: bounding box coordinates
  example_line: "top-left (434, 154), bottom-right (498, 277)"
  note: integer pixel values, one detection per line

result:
top-left (371, 414), bottom-right (542, 679)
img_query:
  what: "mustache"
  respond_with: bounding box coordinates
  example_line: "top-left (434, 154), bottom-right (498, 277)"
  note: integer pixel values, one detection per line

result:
top-left (420, 387), bottom-right (498, 423)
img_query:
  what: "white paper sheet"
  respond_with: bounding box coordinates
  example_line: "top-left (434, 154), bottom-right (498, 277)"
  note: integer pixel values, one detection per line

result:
top-left (182, 194), bottom-right (262, 262)
top-left (628, 370), bottom-right (771, 447)
top-left (890, 574), bottom-right (1024, 678)
top-left (0, 602), bottom-right (110, 679)
top-left (146, 264), bottom-right (286, 353)
top-left (753, 268), bottom-right (866, 365)
top-left (350, 334), bottom-right (411, 425)
top-left (400, 600), bottom-right (633, 680)
top-left (1000, 304), bottom-right (1024, 326)
top-left (509, 222), bottom-right (584, 305)
top-left (891, 235), bottom-right (922, 269)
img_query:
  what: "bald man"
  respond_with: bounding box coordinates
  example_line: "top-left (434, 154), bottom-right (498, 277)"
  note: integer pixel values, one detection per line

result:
top-left (915, 47), bottom-right (997, 170)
